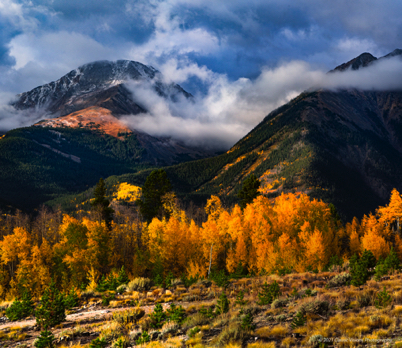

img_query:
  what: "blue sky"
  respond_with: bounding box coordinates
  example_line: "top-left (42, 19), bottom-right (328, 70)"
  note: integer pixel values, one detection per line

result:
top-left (1, 0), bottom-right (402, 147)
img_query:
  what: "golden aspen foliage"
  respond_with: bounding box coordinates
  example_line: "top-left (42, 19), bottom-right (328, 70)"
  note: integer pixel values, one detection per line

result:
top-left (82, 217), bottom-right (110, 274)
top-left (161, 192), bottom-right (181, 219)
top-left (243, 196), bottom-right (275, 273)
top-left (113, 182), bottom-right (142, 202)
top-left (205, 195), bottom-right (223, 220)
top-left (360, 214), bottom-right (390, 259)
top-left (377, 188), bottom-right (402, 229)
top-left (299, 225), bottom-right (328, 271)
top-left (349, 229), bottom-right (362, 257)
top-left (277, 232), bottom-right (299, 271)
top-left (54, 215), bottom-right (91, 287)
top-left (226, 205), bottom-right (248, 273)
top-left (0, 227), bottom-right (32, 278)
top-left (394, 234), bottom-right (402, 260)
top-left (186, 260), bottom-right (206, 278)
top-left (29, 241), bottom-right (53, 297)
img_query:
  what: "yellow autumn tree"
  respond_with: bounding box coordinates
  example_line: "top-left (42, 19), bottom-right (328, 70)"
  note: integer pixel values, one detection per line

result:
top-left (360, 214), bottom-right (390, 259)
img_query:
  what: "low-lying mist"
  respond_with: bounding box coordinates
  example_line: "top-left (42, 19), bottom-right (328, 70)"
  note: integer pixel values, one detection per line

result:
top-left (121, 55), bottom-right (402, 150)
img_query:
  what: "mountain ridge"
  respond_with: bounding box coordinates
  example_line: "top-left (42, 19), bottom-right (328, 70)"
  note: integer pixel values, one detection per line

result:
top-left (12, 59), bottom-right (191, 117)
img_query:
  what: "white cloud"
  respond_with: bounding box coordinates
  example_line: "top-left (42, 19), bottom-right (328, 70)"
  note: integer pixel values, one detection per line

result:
top-left (120, 55), bottom-right (402, 150)
top-left (8, 31), bottom-right (118, 71)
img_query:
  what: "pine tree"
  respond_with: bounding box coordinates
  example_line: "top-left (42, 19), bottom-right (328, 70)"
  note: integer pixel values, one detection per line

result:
top-left (96, 275), bottom-right (109, 292)
top-left (117, 266), bottom-right (130, 285)
top-left (238, 174), bottom-right (260, 209)
top-left (216, 292), bottom-right (230, 315)
top-left (257, 281), bottom-right (280, 305)
top-left (290, 311), bottom-right (307, 329)
top-left (5, 290), bottom-right (34, 321)
top-left (149, 303), bottom-right (167, 329)
top-left (63, 286), bottom-right (79, 310)
top-left (91, 178), bottom-right (114, 229)
top-left (35, 280), bottom-right (66, 329)
top-left (136, 169), bottom-right (172, 222)
top-left (350, 250), bottom-right (376, 286)
top-left (34, 329), bottom-right (55, 348)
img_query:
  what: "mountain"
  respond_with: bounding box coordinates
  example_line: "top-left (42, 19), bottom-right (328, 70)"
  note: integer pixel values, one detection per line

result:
top-left (12, 60), bottom-right (191, 116)
top-left (0, 60), bottom-right (212, 212)
top-left (97, 50), bottom-right (402, 221)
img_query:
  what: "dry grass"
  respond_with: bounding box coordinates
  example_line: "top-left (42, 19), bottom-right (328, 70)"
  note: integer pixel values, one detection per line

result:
top-left (281, 337), bottom-right (296, 347)
top-left (255, 325), bottom-right (288, 338)
top-left (247, 343), bottom-right (276, 348)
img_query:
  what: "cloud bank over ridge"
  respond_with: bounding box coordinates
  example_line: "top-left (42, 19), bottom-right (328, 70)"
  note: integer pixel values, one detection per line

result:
top-left (120, 55), bottom-right (402, 150)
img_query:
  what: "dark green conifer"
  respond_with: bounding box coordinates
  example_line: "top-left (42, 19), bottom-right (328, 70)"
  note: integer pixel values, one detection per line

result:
top-left (91, 178), bottom-right (114, 229)
top-left (216, 292), bottom-right (230, 315)
top-left (136, 169), bottom-right (172, 222)
top-left (237, 174), bottom-right (260, 209)
top-left (117, 266), bottom-right (130, 285)
top-left (35, 280), bottom-right (66, 329)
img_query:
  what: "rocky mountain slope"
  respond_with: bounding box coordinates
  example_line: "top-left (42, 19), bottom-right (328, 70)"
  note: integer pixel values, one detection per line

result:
top-left (106, 50), bottom-right (402, 220)
top-left (12, 60), bottom-right (191, 117)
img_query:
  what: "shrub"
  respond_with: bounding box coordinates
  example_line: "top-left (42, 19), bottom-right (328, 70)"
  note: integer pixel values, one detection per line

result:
top-left (216, 323), bottom-right (247, 346)
top-left (36, 280), bottom-right (66, 329)
top-left (127, 278), bottom-right (152, 292)
top-left (113, 308), bottom-right (145, 324)
top-left (6, 290), bottom-right (34, 321)
top-left (290, 311), bottom-right (306, 329)
top-left (164, 271), bottom-right (175, 288)
top-left (34, 329), bottom-right (55, 348)
top-left (116, 284), bottom-right (127, 294)
top-left (375, 247), bottom-right (401, 281)
top-left (196, 279), bottom-right (212, 287)
top-left (357, 292), bottom-right (373, 308)
top-left (308, 334), bottom-right (324, 347)
top-left (257, 281), bottom-right (280, 305)
top-left (350, 250), bottom-right (376, 286)
top-left (182, 313), bottom-right (210, 329)
top-left (375, 286), bottom-right (392, 309)
top-left (240, 313), bottom-right (255, 331)
top-left (166, 303), bottom-right (186, 324)
top-left (271, 298), bottom-right (288, 309)
top-left (187, 326), bottom-right (201, 338)
top-left (274, 314), bottom-right (287, 322)
top-left (117, 266), bottom-right (130, 285)
top-left (235, 290), bottom-right (247, 307)
top-left (90, 337), bottom-right (108, 348)
top-left (323, 255), bottom-right (343, 272)
top-left (150, 303), bottom-right (167, 329)
top-left (299, 299), bottom-right (329, 316)
top-left (102, 292), bottom-right (115, 306)
top-left (112, 336), bottom-right (130, 348)
top-left (136, 331), bottom-right (150, 345)
top-left (199, 305), bottom-right (216, 319)
top-left (336, 298), bottom-right (350, 310)
top-left (216, 292), bottom-right (230, 315)
top-left (63, 286), bottom-right (79, 310)
top-left (241, 305), bottom-right (261, 316)
top-left (326, 272), bottom-right (351, 288)
top-left (210, 269), bottom-right (230, 288)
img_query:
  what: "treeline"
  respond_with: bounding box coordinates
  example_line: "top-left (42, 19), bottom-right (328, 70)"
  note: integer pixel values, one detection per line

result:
top-left (1, 182), bottom-right (402, 300)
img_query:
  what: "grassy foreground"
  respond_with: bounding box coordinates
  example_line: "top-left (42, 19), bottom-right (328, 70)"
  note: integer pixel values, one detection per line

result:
top-left (2, 268), bottom-right (402, 348)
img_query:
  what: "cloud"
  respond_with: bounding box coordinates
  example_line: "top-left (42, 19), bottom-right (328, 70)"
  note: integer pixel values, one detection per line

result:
top-left (0, 93), bottom-right (49, 132)
top-left (119, 60), bottom-right (322, 149)
top-left (120, 55), bottom-right (402, 150)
